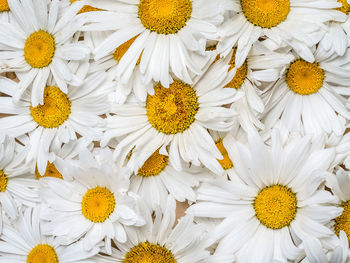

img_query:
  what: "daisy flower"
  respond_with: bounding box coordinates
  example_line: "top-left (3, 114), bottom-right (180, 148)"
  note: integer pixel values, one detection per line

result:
top-left (320, 1), bottom-right (350, 56)
top-left (102, 59), bottom-right (243, 176)
top-left (188, 131), bottom-right (342, 262)
top-left (213, 41), bottom-right (293, 131)
top-left (263, 46), bottom-right (350, 137)
top-left (0, 207), bottom-right (99, 262)
top-left (0, 0), bottom-right (90, 106)
top-left (34, 138), bottom-right (94, 181)
top-left (81, 0), bottom-right (229, 88)
top-left (326, 168), bottom-right (350, 252)
top-left (210, 129), bottom-right (245, 182)
top-left (95, 196), bottom-right (211, 263)
top-left (217, 0), bottom-right (346, 68)
top-left (300, 232), bottom-right (349, 263)
top-left (86, 31), bottom-right (156, 104)
top-left (128, 148), bottom-right (206, 211)
top-left (39, 154), bottom-right (145, 253)
top-left (0, 71), bottom-right (111, 176)
top-left (0, 136), bottom-right (39, 233)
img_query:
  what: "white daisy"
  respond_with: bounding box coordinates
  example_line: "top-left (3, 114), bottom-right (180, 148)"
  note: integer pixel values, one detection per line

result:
top-left (81, 0), bottom-right (229, 88)
top-left (325, 168), bottom-right (350, 255)
top-left (39, 154), bottom-right (145, 253)
top-left (0, 0), bottom-right (90, 106)
top-left (0, 207), bottom-right (99, 262)
top-left (299, 232), bottom-right (349, 263)
top-left (217, 0), bottom-right (346, 68)
top-left (95, 196), bottom-right (211, 263)
top-left (101, 59), bottom-right (243, 176)
top-left (209, 129), bottom-right (245, 182)
top-left (86, 31), bottom-right (156, 104)
top-left (320, 1), bottom-right (350, 56)
top-left (0, 136), bottom-right (39, 234)
top-left (187, 131), bottom-right (342, 262)
top-left (0, 71), bottom-right (111, 176)
top-left (212, 40), bottom-right (293, 131)
top-left (127, 147), bottom-right (206, 211)
top-left (34, 137), bottom-right (94, 181)
top-left (263, 46), bottom-right (350, 137)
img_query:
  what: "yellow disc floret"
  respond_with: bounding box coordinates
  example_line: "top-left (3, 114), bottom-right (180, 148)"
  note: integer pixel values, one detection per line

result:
top-left (35, 162), bottom-right (63, 180)
top-left (146, 80), bottom-right (199, 134)
top-left (0, 0), bottom-right (9, 12)
top-left (30, 86), bottom-right (71, 128)
top-left (286, 59), bottom-right (325, 95)
top-left (123, 242), bottom-right (177, 263)
top-left (337, 0), bottom-right (350, 14)
top-left (138, 0), bottom-right (192, 34)
top-left (254, 185), bottom-right (297, 229)
top-left (241, 0), bottom-right (290, 28)
top-left (0, 170), bottom-right (8, 192)
top-left (24, 30), bottom-right (55, 68)
top-left (81, 187), bottom-right (116, 223)
top-left (113, 36), bottom-right (142, 65)
top-left (138, 149), bottom-right (169, 177)
top-left (215, 139), bottom-right (233, 170)
top-left (334, 200), bottom-right (350, 242)
top-left (27, 244), bottom-right (58, 263)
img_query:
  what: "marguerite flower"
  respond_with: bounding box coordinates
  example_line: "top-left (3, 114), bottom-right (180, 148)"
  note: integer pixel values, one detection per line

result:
top-left (212, 41), bottom-right (293, 131)
top-left (263, 46), bottom-right (350, 137)
top-left (188, 131), bottom-right (342, 262)
top-left (300, 232), bottom-right (349, 263)
top-left (128, 148), bottom-right (206, 211)
top-left (0, 72), bottom-right (111, 176)
top-left (34, 138), bottom-right (94, 181)
top-left (102, 59), bottom-right (243, 176)
top-left (0, 0), bottom-right (90, 106)
top-left (39, 154), bottom-right (145, 253)
top-left (0, 136), bottom-right (39, 234)
top-left (0, 207), bottom-right (99, 262)
top-left (86, 31), bottom-right (155, 103)
top-left (325, 168), bottom-right (350, 254)
top-left (217, 0), bottom-right (346, 68)
top-left (320, 1), bottom-right (350, 56)
top-left (95, 196), bottom-right (211, 263)
top-left (81, 0), bottom-right (229, 88)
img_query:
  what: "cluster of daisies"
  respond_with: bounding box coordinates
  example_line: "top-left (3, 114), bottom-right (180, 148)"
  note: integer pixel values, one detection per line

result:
top-left (2, 0), bottom-right (350, 262)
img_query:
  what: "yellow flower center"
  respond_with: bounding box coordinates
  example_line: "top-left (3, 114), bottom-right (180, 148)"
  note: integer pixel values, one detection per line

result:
top-left (123, 242), bottom-right (177, 263)
top-left (286, 59), bottom-right (325, 95)
top-left (146, 80), bottom-right (199, 134)
top-left (138, 149), bottom-right (169, 177)
top-left (35, 162), bottom-right (63, 180)
top-left (0, 170), bottom-right (8, 192)
top-left (30, 86), bottom-right (71, 128)
top-left (27, 244), bottom-right (58, 263)
top-left (113, 36), bottom-right (142, 65)
top-left (241, 0), bottom-right (290, 28)
top-left (138, 0), bottom-right (192, 34)
top-left (337, 0), bottom-right (350, 14)
top-left (335, 200), bottom-right (350, 243)
top-left (24, 30), bottom-right (55, 68)
top-left (81, 187), bottom-right (116, 223)
top-left (215, 139), bottom-right (233, 170)
top-left (0, 0), bottom-right (9, 12)
top-left (254, 185), bottom-right (297, 229)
